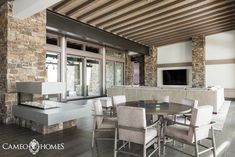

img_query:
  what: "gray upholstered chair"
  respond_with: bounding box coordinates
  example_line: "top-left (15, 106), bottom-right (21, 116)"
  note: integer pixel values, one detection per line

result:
top-left (112, 95), bottom-right (126, 107)
top-left (114, 106), bottom-right (160, 157)
top-left (163, 105), bottom-right (216, 157)
top-left (92, 99), bottom-right (117, 148)
top-left (181, 98), bottom-right (199, 123)
top-left (112, 95), bottom-right (126, 115)
top-left (152, 95), bottom-right (170, 103)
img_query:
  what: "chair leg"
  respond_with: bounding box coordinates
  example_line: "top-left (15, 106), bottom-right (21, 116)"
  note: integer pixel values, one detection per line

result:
top-left (163, 122), bottom-right (166, 155)
top-left (158, 136), bottom-right (161, 156)
top-left (211, 126), bottom-right (217, 157)
top-left (114, 128), bottom-right (118, 157)
top-left (92, 130), bottom-right (95, 148)
top-left (156, 125), bottom-right (161, 156)
top-left (195, 141), bottom-right (199, 157)
top-left (194, 128), bottom-right (199, 157)
top-left (92, 119), bottom-right (96, 148)
top-left (143, 144), bottom-right (146, 157)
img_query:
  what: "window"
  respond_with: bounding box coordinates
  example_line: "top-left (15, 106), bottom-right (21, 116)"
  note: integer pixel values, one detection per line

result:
top-left (67, 41), bottom-right (83, 50)
top-left (106, 61), bottom-right (115, 91)
top-left (67, 56), bottom-right (84, 98)
top-left (86, 59), bottom-right (102, 96)
top-left (46, 52), bottom-right (59, 82)
top-left (46, 37), bottom-right (58, 45)
top-left (115, 62), bottom-right (124, 85)
top-left (85, 46), bottom-right (99, 53)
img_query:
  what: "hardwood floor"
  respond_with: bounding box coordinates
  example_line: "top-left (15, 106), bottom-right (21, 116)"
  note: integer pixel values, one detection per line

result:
top-left (0, 100), bottom-right (234, 157)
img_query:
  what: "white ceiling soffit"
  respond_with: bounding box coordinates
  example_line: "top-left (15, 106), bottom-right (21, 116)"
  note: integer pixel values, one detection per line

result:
top-left (13, 0), bottom-right (62, 19)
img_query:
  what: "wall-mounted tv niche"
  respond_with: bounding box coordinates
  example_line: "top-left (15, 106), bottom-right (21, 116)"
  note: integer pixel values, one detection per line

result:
top-left (163, 69), bottom-right (187, 85)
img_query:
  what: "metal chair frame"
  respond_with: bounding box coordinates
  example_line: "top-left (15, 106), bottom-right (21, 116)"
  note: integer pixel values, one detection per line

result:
top-left (163, 120), bottom-right (216, 157)
top-left (114, 120), bottom-right (161, 157)
top-left (91, 114), bottom-right (116, 148)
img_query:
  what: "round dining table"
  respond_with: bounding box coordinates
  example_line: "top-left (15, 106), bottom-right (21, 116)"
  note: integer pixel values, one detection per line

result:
top-left (118, 100), bottom-right (191, 116)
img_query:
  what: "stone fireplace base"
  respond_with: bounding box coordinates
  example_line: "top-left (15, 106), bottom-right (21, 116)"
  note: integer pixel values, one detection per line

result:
top-left (15, 117), bottom-right (77, 135)
top-left (12, 103), bottom-right (87, 134)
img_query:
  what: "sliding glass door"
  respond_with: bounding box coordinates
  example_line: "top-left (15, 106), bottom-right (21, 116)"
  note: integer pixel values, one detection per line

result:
top-left (115, 62), bottom-right (124, 85)
top-left (106, 61), bottom-right (115, 90)
top-left (46, 52), bottom-right (59, 82)
top-left (67, 56), bottom-right (84, 99)
top-left (86, 58), bottom-right (102, 96)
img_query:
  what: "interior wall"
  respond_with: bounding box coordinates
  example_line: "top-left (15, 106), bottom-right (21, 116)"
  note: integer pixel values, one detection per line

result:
top-left (157, 41), bottom-right (192, 86)
top-left (158, 41), bottom-right (192, 64)
top-left (206, 30), bottom-right (235, 60)
top-left (156, 30), bottom-right (235, 97)
top-left (205, 30), bottom-right (235, 88)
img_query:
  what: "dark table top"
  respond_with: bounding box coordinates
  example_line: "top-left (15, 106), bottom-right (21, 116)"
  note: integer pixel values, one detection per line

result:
top-left (119, 100), bottom-right (191, 116)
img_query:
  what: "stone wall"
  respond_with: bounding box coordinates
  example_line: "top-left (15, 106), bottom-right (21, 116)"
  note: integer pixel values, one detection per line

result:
top-left (0, 2), bottom-right (7, 93)
top-left (0, 1), bottom-right (46, 124)
top-left (192, 35), bottom-right (206, 87)
top-left (0, 2), bottom-right (8, 122)
top-left (144, 46), bottom-right (158, 86)
top-left (106, 47), bottom-right (125, 59)
top-left (125, 54), bottom-right (133, 85)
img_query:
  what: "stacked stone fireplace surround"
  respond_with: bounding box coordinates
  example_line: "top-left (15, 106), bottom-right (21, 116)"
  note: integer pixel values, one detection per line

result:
top-left (0, 1), bottom-right (75, 134)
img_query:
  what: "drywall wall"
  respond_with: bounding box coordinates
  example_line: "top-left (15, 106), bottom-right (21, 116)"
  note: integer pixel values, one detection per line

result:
top-left (205, 30), bottom-right (235, 90)
top-left (158, 41), bottom-right (192, 64)
top-left (206, 30), bottom-right (235, 60)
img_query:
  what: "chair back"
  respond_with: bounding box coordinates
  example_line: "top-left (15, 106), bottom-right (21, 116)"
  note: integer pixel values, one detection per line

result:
top-left (93, 99), bottom-right (104, 128)
top-left (112, 95), bottom-right (126, 107)
top-left (117, 106), bottom-right (146, 144)
top-left (181, 98), bottom-right (198, 108)
top-left (152, 95), bottom-right (170, 103)
top-left (188, 105), bottom-right (213, 142)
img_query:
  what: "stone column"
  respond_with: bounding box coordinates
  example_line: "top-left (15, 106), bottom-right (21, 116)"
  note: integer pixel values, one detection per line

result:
top-left (0, 1), bottom-right (8, 123)
top-left (192, 35), bottom-right (206, 88)
top-left (125, 54), bottom-right (133, 85)
top-left (0, 1), bottom-right (46, 124)
top-left (144, 46), bottom-right (158, 86)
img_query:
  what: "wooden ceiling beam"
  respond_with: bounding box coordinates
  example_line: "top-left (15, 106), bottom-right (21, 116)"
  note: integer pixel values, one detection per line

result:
top-left (76, 0), bottom-right (125, 21)
top-left (87, 0), bottom-right (145, 25)
top-left (145, 23), bottom-right (235, 46)
top-left (95, 0), bottom-right (169, 27)
top-left (132, 12), bottom-right (235, 41)
top-left (52, 0), bottom-right (74, 12)
top-left (122, 4), bottom-right (235, 38)
top-left (65, 0), bottom-right (95, 17)
top-left (151, 26), bottom-right (235, 47)
top-left (112, 0), bottom-right (231, 33)
top-left (142, 21), bottom-right (235, 44)
top-left (104, 1), bottom-right (209, 33)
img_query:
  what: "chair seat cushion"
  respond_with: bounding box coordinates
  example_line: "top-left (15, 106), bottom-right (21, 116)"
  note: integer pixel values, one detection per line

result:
top-left (165, 124), bottom-right (190, 142)
top-left (146, 127), bottom-right (158, 144)
top-left (98, 117), bottom-right (117, 129)
top-left (119, 127), bottom-right (157, 144)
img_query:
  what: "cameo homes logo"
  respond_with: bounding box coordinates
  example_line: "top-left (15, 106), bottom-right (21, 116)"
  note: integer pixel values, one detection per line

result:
top-left (2, 139), bottom-right (64, 155)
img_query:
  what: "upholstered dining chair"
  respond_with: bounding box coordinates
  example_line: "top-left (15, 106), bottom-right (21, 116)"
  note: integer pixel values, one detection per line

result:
top-left (152, 95), bottom-right (170, 103)
top-left (163, 105), bottom-right (216, 157)
top-left (112, 95), bottom-right (126, 115)
top-left (181, 98), bottom-right (199, 123)
top-left (92, 99), bottom-right (117, 148)
top-left (114, 106), bottom-right (160, 157)
top-left (112, 95), bottom-right (126, 107)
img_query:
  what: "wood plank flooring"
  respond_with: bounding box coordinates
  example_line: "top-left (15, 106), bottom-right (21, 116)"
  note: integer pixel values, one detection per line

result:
top-left (0, 100), bottom-right (234, 157)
